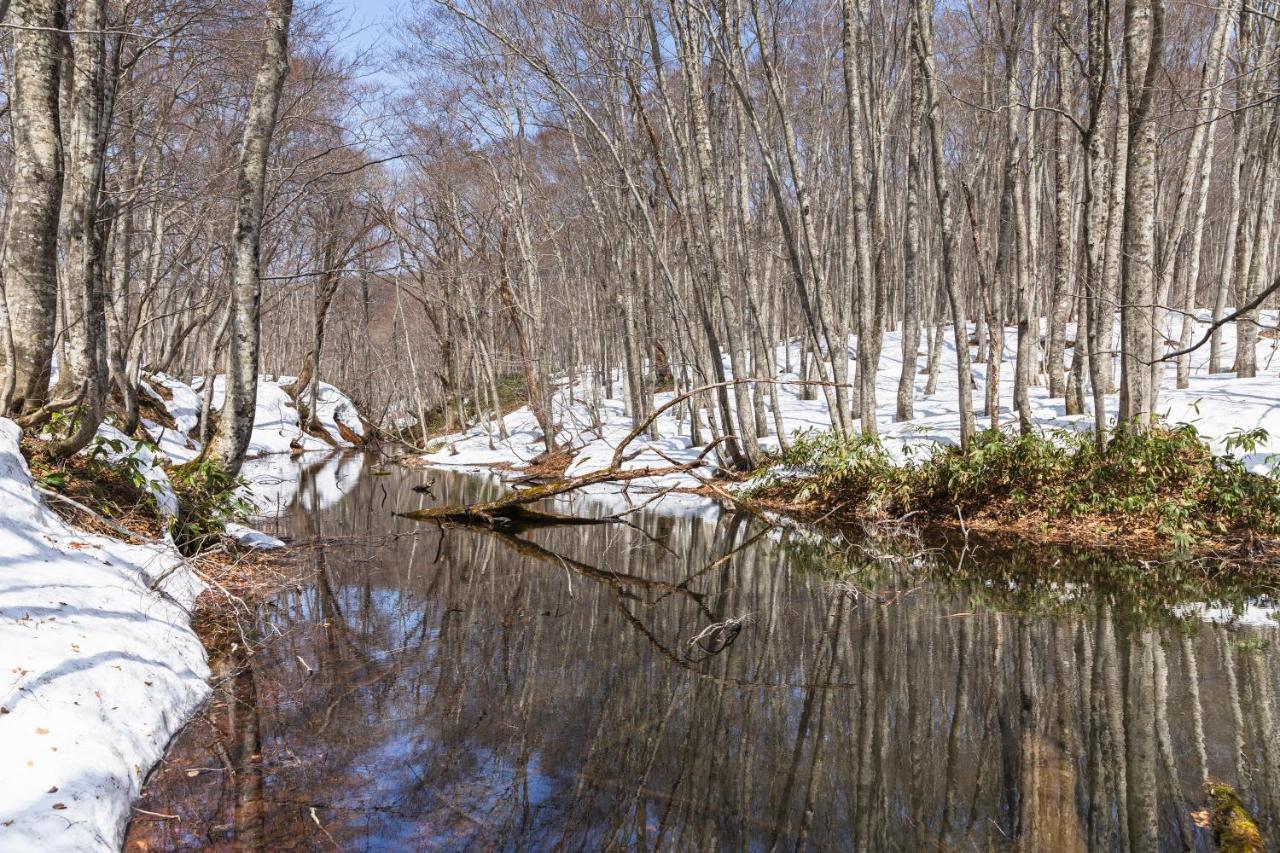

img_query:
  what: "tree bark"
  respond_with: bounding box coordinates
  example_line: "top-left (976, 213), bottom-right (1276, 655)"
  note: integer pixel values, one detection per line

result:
top-left (913, 0), bottom-right (975, 447)
top-left (206, 0), bottom-right (294, 476)
top-left (1117, 0), bottom-right (1162, 427)
top-left (50, 0), bottom-right (111, 458)
top-left (842, 0), bottom-right (880, 435)
top-left (1, 0), bottom-right (65, 415)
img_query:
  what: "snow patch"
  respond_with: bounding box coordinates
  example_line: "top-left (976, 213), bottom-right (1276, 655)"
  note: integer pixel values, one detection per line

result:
top-left (224, 523), bottom-right (285, 550)
top-left (197, 376), bottom-right (363, 458)
top-left (0, 420), bottom-right (208, 852)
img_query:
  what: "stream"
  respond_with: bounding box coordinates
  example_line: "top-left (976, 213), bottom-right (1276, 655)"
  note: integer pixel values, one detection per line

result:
top-left (124, 452), bottom-right (1280, 851)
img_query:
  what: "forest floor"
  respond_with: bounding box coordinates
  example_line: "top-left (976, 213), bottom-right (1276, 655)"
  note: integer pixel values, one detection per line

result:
top-left (415, 312), bottom-right (1280, 558)
top-left (0, 374), bottom-right (366, 852)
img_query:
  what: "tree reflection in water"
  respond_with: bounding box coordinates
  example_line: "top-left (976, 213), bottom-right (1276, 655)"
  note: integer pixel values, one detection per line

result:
top-left (126, 460), bottom-right (1280, 851)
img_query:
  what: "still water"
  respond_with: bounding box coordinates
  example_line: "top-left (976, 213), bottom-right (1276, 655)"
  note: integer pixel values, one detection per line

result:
top-left (126, 453), bottom-right (1280, 850)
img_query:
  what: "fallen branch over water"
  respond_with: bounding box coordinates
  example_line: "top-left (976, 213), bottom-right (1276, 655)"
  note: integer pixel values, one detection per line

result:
top-left (400, 377), bottom-right (858, 528)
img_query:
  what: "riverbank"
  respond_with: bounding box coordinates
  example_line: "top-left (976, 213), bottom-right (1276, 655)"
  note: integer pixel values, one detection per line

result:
top-left (0, 421), bottom-right (206, 852)
top-left (411, 317), bottom-right (1280, 557)
top-left (738, 425), bottom-right (1280, 559)
top-left (412, 430), bottom-right (1280, 561)
top-left (0, 374), bottom-right (366, 851)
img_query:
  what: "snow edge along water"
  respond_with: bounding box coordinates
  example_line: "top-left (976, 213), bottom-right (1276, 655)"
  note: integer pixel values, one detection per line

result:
top-left (0, 374), bottom-right (364, 851)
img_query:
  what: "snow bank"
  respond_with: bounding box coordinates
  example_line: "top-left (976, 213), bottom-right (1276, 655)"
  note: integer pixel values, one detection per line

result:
top-left (140, 373), bottom-right (202, 466)
top-left (141, 373), bottom-right (200, 435)
top-left (198, 375), bottom-right (364, 458)
top-left (0, 368), bottom-right (367, 849)
top-left (419, 312), bottom-right (1280, 502)
top-left (298, 380), bottom-right (365, 446)
top-left (0, 420), bottom-right (209, 852)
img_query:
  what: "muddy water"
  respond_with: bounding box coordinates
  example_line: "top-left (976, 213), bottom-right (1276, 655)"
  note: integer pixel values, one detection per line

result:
top-left (125, 454), bottom-right (1280, 851)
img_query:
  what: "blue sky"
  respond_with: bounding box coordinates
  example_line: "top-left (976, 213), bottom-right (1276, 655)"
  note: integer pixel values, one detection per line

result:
top-left (329, 0), bottom-right (407, 54)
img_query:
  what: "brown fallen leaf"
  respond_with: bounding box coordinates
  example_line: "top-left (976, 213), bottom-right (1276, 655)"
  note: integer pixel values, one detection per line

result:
top-left (51, 803), bottom-right (66, 811)
top-left (34, 728), bottom-right (48, 735)
top-left (46, 786), bottom-right (57, 794)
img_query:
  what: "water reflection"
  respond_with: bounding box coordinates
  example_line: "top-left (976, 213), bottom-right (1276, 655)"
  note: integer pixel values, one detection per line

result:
top-left (127, 462), bottom-right (1280, 851)
top-left (239, 451), bottom-right (366, 518)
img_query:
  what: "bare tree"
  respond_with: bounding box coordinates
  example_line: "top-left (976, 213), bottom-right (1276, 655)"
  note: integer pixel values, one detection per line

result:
top-left (206, 0), bottom-right (294, 476)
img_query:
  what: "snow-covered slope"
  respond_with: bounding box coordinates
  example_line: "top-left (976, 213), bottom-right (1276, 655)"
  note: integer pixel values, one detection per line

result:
top-left (297, 380), bottom-right (366, 447)
top-left (0, 421), bottom-right (209, 852)
top-left (0, 369), bottom-right (365, 850)
top-left (195, 375), bottom-right (365, 459)
top-left (419, 312), bottom-right (1280, 488)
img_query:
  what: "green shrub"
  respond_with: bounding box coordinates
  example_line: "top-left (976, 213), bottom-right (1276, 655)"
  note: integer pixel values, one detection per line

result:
top-left (170, 460), bottom-right (254, 555)
top-left (753, 421), bottom-right (1280, 547)
top-left (755, 429), bottom-right (904, 514)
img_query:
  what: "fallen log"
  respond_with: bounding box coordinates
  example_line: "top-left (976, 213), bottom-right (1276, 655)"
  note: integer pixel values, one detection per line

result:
top-left (399, 503), bottom-right (613, 531)
top-left (398, 461), bottom-right (711, 529)
top-left (399, 376), bottom-right (839, 528)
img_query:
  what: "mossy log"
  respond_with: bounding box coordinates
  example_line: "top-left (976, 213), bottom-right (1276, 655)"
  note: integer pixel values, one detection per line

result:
top-left (1208, 782), bottom-right (1263, 852)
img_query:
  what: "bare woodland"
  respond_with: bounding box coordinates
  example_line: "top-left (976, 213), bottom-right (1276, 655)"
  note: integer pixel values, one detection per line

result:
top-left (0, 0), bottom-right (1278, 474)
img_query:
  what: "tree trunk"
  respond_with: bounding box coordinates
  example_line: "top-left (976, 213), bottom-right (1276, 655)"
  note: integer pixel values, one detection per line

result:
top-left (1, 0), bottom-right (64, 416)
top-left (50, 0), bottom-right (110, 458)
top-left (1117, 0), bottom-right (1162, 427)
top-left (1047, 0), bottom-right (1076, 401)
top-left (913, 0), bottom-right (975, 447)
top-left (897, 54), bottom-right (924, 422)
top-left (842, 0), bottom-right (880, 435)
top-left (206, 0), bottom-right (293, 477)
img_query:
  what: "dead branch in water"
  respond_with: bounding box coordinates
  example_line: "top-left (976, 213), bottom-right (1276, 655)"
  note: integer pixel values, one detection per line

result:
top-left (400, 377), bottom-right (840, 528)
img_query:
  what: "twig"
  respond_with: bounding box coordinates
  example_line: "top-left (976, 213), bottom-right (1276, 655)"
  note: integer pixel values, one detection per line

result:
top-left (1156, 273), bottom-right (1280, 363)
top-left (34, 483), bottom-right (157, 544)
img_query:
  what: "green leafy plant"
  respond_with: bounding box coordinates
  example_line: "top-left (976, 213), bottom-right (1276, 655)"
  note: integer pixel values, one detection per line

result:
top-left (170, 460), bottom-right (254, 555)
top-left (87, 436), bottom-right (164, 495)
top-left (750, 421), bottom-right (1280, 548)
top-left (35, 470), bottom-right (67, 490)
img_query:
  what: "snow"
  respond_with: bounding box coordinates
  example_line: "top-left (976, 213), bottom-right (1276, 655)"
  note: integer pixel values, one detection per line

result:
top-left (139, 373), bottom-right (203, 465)
top-left (418, 312), bottom-right (1280, 498)
top-left (298, 380), bottom-right (366, 445)
top-left (200, 377), bottom-right (323, 456)
top-left (198, 375), bottom-right (364, 458)
top-left (224, 523), bottom-right (286, 550)
top-left (0, 368), bottom-right (369, 851)
top-left (0, 420), bottom-right (208, 852)
top-left (142, 373), bottom-right (200, 435)
top-left (139, 418), bottom-right (200, 466)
